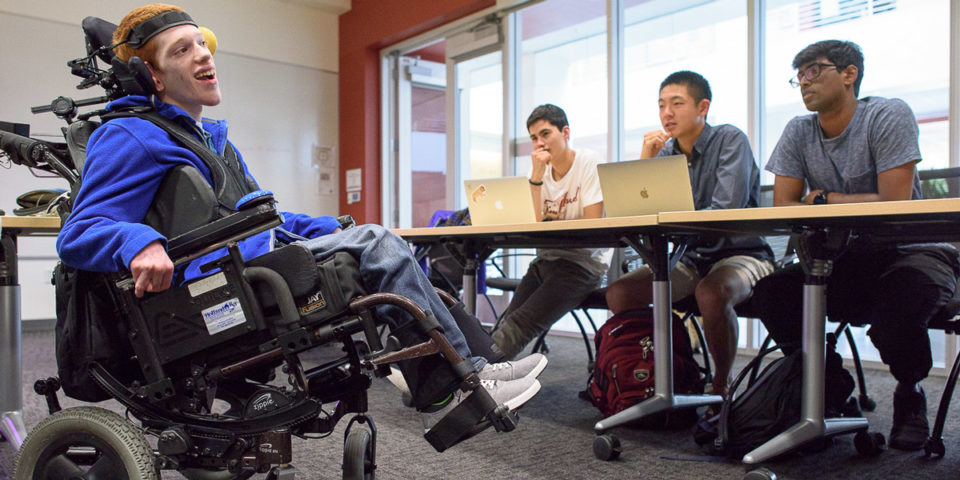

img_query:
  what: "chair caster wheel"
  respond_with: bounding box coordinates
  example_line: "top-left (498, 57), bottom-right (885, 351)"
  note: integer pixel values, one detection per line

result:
top-left (859, 394), bottom-right (877, 412)
top-left (593, 434), bottom-right (621, 461)
top-left (924, 437), bottom-right (945, 458)
top-left (854, 431), bottom-right (885, 456)
top-left (344, 428), bottom-right (375, 480)
top-left (743, 467), bottom-right (777, 480)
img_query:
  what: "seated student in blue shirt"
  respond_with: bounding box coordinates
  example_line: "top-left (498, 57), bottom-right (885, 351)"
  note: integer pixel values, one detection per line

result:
top-left (604, 71), bottom-right (774, 399)
top-left (56, 2), bottom-right (545, 439)
top-left (753, 40), bottom-right (960, 451)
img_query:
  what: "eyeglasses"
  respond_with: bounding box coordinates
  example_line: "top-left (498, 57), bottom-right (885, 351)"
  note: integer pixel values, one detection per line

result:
top-left (788, 63), bottom-right (838, 87)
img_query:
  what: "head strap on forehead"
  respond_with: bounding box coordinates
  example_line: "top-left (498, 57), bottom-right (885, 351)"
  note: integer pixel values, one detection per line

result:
top-left (126, 10), bottom-right (196, 49)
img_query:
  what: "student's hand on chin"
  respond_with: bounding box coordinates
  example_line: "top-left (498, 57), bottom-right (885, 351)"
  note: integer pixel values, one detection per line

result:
top-left (532, 147), bottom-right (552, 166)
top-left (641, 130), bottom-right (670, 158)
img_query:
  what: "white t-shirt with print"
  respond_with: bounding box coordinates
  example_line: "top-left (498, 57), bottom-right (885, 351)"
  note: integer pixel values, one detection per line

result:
top-left (531, 148), bottom-right (612, 277)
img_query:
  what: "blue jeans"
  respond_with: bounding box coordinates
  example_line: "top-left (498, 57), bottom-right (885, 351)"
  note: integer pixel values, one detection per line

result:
top-left (300, 224), bottom-right (472, 360)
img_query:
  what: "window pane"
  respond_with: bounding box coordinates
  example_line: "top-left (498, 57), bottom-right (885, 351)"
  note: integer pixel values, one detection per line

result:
top-left (458, 52), bottom-right (504, 181)
top-left (763, 0), bottom-right (951, 184)
top-left (516, 0), bottom-right (608, 175)
top-left (411, 84), bottom-right (447, 227)
top-left (623, 0), bottom-right (748, 160)
top-left (456, 51), bottom-right (503, 210)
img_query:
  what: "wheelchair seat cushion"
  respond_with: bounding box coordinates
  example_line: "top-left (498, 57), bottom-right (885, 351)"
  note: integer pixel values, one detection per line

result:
top-left (247, 246), bottom-right (367, 322)
top-left (247, 244), bottom-right (320, 303)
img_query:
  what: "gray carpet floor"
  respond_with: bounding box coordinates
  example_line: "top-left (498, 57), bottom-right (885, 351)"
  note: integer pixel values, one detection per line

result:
top-left (9, 329), bottom-right (960, 479)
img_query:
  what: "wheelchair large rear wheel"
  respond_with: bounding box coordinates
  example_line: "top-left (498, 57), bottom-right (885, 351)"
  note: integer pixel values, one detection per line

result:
top-left (13, 406), bottom-right (158, 480)
top-left (342, 428), bottom-right (375, 480)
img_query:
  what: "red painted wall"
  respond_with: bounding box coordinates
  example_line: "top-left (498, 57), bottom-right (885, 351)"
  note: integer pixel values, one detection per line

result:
top-left (338, 0), bottom-right (495, 224)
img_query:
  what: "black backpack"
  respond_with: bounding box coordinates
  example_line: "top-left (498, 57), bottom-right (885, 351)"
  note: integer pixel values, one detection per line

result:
top-left (693, 336), bottom-right (857, 458)
top-left (53, 263), bottom-right (140, 401)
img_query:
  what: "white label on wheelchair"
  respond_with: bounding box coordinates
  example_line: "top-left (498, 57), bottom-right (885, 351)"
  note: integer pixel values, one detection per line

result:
top-left (202, 298), bottom-right (247, 335)
top-left (188, 272), bottom-right (228, 297)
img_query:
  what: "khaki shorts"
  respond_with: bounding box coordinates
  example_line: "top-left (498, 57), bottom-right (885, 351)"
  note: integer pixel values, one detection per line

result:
top-left (636, 255), bottom-right (775, 301)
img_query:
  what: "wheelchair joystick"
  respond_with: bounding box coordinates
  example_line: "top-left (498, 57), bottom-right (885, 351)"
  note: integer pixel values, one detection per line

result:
top-left (336, 214), bottom-right (356, 230)
top-left (33, 377), bottom-right (62, 415)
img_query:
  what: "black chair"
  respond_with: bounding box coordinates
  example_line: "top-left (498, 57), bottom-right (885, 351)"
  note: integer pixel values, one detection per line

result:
top-left (922, 297), bottom-right (960, 456)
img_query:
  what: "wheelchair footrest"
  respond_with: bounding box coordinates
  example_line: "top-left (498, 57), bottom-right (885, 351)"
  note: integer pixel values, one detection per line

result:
top-left (423, 387), bottom-right (518, 452)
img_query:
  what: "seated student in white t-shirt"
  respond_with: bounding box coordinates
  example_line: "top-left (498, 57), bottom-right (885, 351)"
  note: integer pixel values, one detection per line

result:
top-left (491, 104), bottom-right (613, 359)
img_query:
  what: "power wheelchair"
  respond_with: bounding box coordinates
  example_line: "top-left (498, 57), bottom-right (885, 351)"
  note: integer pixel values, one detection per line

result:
top-left (0, 15), bottom-right (517, 480)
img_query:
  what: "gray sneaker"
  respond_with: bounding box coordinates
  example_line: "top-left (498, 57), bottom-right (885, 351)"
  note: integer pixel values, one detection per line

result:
top-left (421, 377), bottom-right (541, 433)
top-left (478, 353), bottom-right (548, 382)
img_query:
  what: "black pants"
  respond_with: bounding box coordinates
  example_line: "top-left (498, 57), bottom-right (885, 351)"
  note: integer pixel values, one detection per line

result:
top-left (753, 244), bottom-right (960, 385)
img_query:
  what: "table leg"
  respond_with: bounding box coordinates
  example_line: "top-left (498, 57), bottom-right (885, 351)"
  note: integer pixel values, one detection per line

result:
top-left (457, 241), bottom-right (494, 317)
top-left (742, 232), bottom-right (867, 464)
top-left (0, 230), bottom-right (26, 450)
top-left (595, 235), bottom-right (721, 433)
top-left (461, 258), bottom-right (477, 315)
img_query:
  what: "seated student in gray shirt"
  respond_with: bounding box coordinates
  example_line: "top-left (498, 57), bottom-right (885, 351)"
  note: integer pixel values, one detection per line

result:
top-left (753, 40), bottom-right (960, 451)
top-left (605, 71), bottom-right (774, 399)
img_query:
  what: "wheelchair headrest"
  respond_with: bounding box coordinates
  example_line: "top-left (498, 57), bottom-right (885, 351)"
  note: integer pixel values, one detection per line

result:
top-left (75, 16), bottom-right (157, 98)
top-left (81, 16), bottom-right (119, 63)
top-left (110, 56), bottom-right (156, 98)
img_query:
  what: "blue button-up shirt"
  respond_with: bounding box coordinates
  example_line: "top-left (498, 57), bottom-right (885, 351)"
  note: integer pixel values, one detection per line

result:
top-left (658, 123), bottom-right (773, 273)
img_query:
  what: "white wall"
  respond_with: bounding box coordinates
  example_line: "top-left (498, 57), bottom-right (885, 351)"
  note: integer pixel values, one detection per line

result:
top-left (0, 0), bottom-right (344, 320)
top-left (0, 0), bottom-right (342, 72)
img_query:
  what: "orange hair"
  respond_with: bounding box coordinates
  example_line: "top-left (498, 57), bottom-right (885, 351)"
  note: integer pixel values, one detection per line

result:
top-left (112, 4), bottom-right (184, 66)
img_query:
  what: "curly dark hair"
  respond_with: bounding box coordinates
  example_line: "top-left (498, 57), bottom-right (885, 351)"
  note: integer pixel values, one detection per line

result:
top-left (792, 40), bottom-right (864, 97)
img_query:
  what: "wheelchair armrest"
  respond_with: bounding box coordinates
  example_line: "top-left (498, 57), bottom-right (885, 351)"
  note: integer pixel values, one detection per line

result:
top-left (166, 201), bottom-right (284, 266)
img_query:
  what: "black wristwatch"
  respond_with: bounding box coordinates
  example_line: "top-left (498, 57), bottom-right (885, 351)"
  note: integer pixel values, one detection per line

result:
top-left (813, 191), bottom-right (829, 205)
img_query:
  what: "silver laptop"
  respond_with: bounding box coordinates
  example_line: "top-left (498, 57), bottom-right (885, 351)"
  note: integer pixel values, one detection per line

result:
top-left (598, 155), bottom-right (696, 217)
top-left (463, 176), bottom-right (537, 226)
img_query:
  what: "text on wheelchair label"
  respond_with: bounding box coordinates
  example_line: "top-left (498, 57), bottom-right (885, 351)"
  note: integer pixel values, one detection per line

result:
top-left (202, 298), bottom-right (247, 335)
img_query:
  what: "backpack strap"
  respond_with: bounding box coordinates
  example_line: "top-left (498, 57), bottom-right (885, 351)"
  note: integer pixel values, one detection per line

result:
top-left (101, 107), bottom-right (255, 215)
top-left (716, 344), bottom-right (784, 451)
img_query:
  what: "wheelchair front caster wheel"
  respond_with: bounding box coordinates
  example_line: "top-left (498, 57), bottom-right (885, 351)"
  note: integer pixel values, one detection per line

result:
top-left (924, 437), bottom-right (945, 458)
top-left (853, 431), bottom-right (885, 456)
top-left (13, 406), bottom-right (158, 480)
top-left (593, 434), bottom-right (621, 461)
top-left (343, 428), bottom-right (375, 480)
top-left (743, 467), bottom-right (777, 480)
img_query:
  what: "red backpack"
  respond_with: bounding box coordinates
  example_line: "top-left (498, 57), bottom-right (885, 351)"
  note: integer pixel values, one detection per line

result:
top-left (587, 308), bottom-right (706, 422)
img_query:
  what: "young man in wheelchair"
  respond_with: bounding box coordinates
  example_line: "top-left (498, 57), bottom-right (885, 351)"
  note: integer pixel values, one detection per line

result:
top-left (56, 2), bottom-right (545, 447)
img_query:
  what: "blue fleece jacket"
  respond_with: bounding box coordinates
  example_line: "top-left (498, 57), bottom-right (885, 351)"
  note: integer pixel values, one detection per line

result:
top-left (56, 96), bottom-right (340, 281)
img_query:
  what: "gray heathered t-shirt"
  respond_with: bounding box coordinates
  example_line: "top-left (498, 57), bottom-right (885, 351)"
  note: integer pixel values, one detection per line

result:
top-left (765, 96), bottom-right (922, 199)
